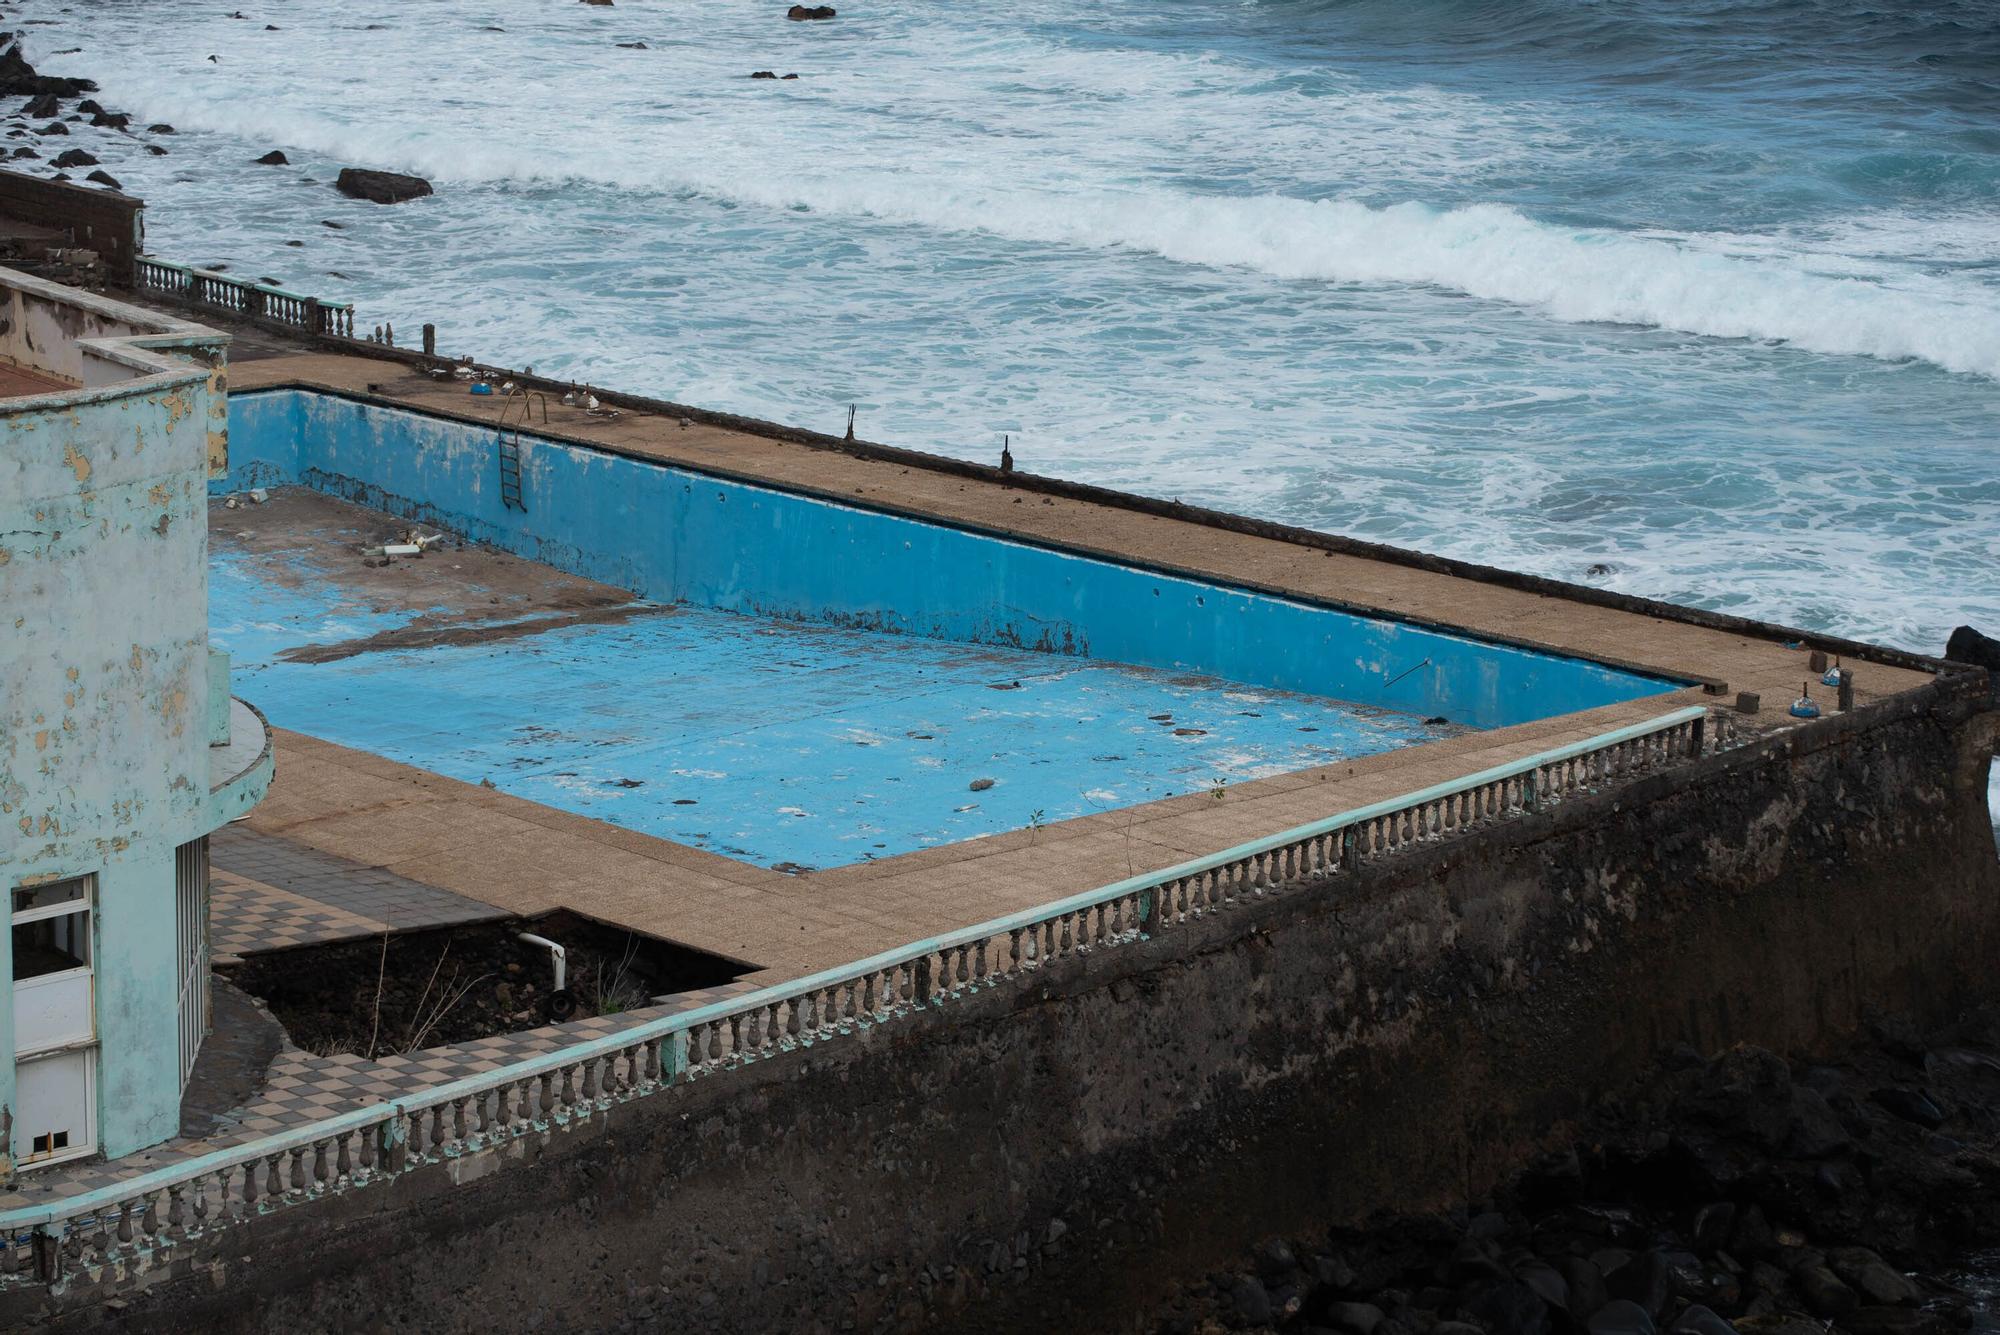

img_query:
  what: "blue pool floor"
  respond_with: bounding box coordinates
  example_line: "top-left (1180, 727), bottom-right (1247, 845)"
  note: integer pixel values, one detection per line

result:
top-left (210, 490), bottom-right (1458, 870)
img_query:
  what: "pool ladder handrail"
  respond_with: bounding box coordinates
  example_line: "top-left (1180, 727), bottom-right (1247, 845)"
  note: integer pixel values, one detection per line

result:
top-left (492, 391), bottom-right (545, 513)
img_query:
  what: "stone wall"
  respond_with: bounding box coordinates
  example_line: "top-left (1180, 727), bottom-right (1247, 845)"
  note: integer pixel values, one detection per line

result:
top-left (0, 172), bottom-right (142, 288)
top-left (12, 675), bottom-right (1998, 1334)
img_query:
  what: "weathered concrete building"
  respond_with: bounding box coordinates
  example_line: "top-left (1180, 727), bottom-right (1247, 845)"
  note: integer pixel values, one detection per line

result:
top-left (0, 272), bottom-right (270, 1172)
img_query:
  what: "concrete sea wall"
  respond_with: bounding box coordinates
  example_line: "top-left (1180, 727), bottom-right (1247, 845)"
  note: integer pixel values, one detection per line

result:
top-left (15, 673), bottom-right (1997, 1333)
top-left (223, 389), bottom-right (1680, 729)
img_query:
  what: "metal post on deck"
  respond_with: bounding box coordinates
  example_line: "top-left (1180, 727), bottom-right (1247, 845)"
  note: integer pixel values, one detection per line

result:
top-left (422, 323), bottom-right (436, 357)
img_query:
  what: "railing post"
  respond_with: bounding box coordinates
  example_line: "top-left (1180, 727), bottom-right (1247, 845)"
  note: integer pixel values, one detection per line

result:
top-left (31, 1226), bottom-right (58, 1283)
top-left (423, 322), bottom-right (437, 356)
top-left (1341, 826), bottom-right (1360, 873)
top-left (304, 297), bottom-right (322, 336)
top-left (1692, 711), bottom-right (1707, 758)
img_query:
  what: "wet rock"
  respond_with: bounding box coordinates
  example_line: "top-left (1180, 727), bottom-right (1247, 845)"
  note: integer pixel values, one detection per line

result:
top-left (1843, 1308), bottom-right (1946, 1335)
top-left (1516, 1261), bottom-right (1569, 1312)
top-left (77, 98), bottom-right (104, 115)
top-left (285, 239), bottom-right (304, 247)
top-left (787, 4), bottom-right (836, 16)
top-left (1871, 1087), bottom-right (1946, 1129)
top-left (1665, 1305), bottom-right (1737, 1335)
top-left (1587, 1299), bottom-right (1656, 1335)
top-left (1465, 1280), bottom-right (1550, 1335)
top-left (255, 149), bottom-right (288, 165)
top-left (145, 144), bottom-right (167, 155)
top-left (580, 0), bottom-right (613, 5)
top-left (335, 167), bottom-right (433, 203)
top-left (1826, 1248), bottom-right (1921, 1306)
top-left (1324, 1301), bottom-right (1383, 1335)
top-left (1229, 1275), bottom-right (1273, 1327)
top-left (20, 91), bottom-right (57, 117)
top-left (49, 147), bottom-right (94, 167)
top-left (84, 169), bottom-right (119, 188)
top-left (783, 72), bottom-right (799, 78)
top-left (0, 41), bottom-right (95, 96)
top-left (968, 777), bottom-right (995, 792)
top-left (147, 122), bottom-right (173, 133)
top-left (36, 120), bottom-right (65, 134)
top-left (89, 111), bottom-right (128, 128)
top-left (1793, 1263), bottom-right (1858, 1317)
top-left (751, 69), bottom-right (778, 78)
top-left (1608, 1250), bottom-right (1674, 1319)
top-left (616, 40), bottom-right (648, 48)
top-left (1254, 1237), bottom-right (1298, 1279)
top-left (1561, 1257), bottom-right (1610, 1319)
top-left (9, 145), bottom-right (33, 158)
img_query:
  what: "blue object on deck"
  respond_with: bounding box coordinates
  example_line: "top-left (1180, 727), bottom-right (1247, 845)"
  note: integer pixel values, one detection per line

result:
top-left (470, 382), bottom-right (494, 396)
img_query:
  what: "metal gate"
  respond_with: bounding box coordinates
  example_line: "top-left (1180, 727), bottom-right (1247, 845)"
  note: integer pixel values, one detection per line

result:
top-left (174, 836), bottom-right (210, 1089)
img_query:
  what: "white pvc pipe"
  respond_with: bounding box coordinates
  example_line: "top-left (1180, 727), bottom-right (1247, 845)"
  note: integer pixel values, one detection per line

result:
top-left (516, 933), bottom-right (566, 992)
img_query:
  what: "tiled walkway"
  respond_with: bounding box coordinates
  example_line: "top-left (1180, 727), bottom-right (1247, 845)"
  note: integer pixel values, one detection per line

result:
top-left (0, 828), bottom-right (756, 1211)
top-left (209, 825), bottom-right (502, 961)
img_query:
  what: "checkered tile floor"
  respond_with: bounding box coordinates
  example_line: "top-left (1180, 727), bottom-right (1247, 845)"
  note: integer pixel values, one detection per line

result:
top-left (0, 829), bottom-right (756, 1208)
top-left (0, 980), bottom-right (761, 1209)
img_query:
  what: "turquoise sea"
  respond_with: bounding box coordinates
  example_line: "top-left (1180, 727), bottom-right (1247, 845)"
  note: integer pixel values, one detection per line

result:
top-left (24, 0), bottom-right (2000, 716)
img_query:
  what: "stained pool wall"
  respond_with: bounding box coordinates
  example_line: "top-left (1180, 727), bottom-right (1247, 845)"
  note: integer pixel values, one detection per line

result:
top-left (224, 390), bottom-right (1678, 729)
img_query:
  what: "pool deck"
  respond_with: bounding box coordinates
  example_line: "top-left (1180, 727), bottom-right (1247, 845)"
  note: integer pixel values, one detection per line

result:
top-left (214, 348), bottom-right (1939, 986)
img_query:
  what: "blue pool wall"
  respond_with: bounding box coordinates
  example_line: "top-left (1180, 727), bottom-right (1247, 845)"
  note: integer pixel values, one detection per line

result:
top-left (222, 390), bottom-right (1681, 729)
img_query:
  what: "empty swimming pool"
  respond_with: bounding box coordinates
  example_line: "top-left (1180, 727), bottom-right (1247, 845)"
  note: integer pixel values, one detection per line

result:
top-left (212, 390), bottom-right (1681, 868)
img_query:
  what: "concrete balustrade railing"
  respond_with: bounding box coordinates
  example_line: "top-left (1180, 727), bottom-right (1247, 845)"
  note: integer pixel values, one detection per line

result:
top-left (133, 257), bottom-right (355, 339)
top-left (0, 704), bottom-right (1715, 1289)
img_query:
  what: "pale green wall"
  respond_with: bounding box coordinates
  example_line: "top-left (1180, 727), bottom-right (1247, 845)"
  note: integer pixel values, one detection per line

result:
top-left (0, 272), bottom-right (252, 1168)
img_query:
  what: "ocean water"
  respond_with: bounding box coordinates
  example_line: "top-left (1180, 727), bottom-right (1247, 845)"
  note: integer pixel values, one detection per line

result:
top-left (18, 3), bottom-right (2000, 731)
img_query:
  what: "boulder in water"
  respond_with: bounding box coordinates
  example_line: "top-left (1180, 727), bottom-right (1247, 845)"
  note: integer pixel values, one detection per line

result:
top-left (85, 169), bottom-right (120, 189)
top-left (50, 147), bottom-right (96, 168)
top-left (21, 92), bottom-right (59, 118)
top-left (90, 111), bottom-right (130, 129)
top-left (750, 70), bottom-right (778, 78)
top-left (0, 40), bottom-right (96, 96)
top-left (255, 149), bottom-right (288, 165)
top-left (787, 4), bottom-right (836, 17)
top-left (335, 167), bottom-right (433, 204)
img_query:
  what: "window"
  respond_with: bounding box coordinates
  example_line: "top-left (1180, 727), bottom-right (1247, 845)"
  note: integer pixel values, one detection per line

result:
top-left (11, 875), bottom-right (92, 981)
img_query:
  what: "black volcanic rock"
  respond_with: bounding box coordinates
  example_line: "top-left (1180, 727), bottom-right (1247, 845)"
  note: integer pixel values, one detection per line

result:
top-left (335, 167), bottom-right (432, 203)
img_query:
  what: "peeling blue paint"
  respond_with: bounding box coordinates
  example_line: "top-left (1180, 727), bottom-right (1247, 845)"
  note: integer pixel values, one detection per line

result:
top-left (208, 544), bottom-right (1452, 869)
top-left (223, 391), bottom-right (1681, 731)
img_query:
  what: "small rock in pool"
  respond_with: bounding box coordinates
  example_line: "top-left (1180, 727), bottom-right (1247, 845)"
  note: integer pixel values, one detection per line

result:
top-left (968, 777), bottom-right (995, 792)
top-left (1424, 715), bottom-right (1449, 725)
top-left (254, 149), bottom-right (288, 165)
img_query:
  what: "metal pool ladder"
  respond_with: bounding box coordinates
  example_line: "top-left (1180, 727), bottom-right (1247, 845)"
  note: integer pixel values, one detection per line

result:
top-left (494, 391), bottom-right (547, 513)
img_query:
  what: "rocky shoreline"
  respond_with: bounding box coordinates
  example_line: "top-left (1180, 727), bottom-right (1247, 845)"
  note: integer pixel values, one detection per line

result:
top-left (1156, 1010), bottom-right (2000, 1335)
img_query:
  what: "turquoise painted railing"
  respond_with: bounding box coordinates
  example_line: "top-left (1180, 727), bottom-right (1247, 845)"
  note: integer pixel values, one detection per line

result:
top-left (133, 257), bottom-right (356, 339)
top-left (0, 704), bottom-right (1716, 1287)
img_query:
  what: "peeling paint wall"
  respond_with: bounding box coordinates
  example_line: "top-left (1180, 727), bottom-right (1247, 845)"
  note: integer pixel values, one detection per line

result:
top-left (228, 391), bottom-right (1683, 729)
top-left (0, 272), bottom-right (246, 1165)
